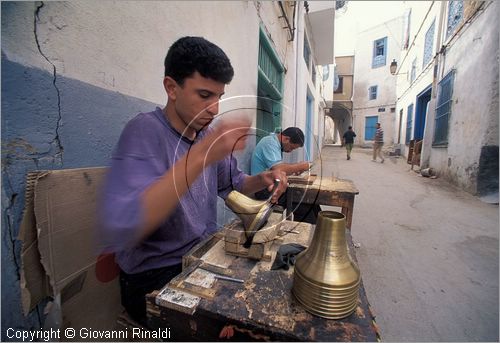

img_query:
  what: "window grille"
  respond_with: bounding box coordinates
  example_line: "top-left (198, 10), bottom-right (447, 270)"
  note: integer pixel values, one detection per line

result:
top-left (257, 28), bottom-right (284, 135)
top-left (433, 70), bottom-right (455, 145)
top-left (406, 104), bottom-right (414, 144)
top-left (369, 85), bottom-right (378, 100)
top-left (447, 1), bottom-right (464, 38)
top-left (258, 41), bottom-right (283, 94)
top-left (372, 37), bottom-right (387, 68)
top-left (423, 19), bottom-right (435, 67)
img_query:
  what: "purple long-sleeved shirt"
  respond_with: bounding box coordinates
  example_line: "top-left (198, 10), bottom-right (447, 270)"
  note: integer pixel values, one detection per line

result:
top-left (99, 107), bottom-right (246, 273)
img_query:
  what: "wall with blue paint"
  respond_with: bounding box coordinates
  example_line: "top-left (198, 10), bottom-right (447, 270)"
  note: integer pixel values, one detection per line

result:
top-left (1, 1), bottom-right (262, 336)
top-left (1, 56), bottom-right (159, 337)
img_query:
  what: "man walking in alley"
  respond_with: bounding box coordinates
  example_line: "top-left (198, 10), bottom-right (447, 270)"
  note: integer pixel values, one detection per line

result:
top-left (372, 122), bottom-right (384, 163)
top-left (342, 126), bottom-right (357, 160)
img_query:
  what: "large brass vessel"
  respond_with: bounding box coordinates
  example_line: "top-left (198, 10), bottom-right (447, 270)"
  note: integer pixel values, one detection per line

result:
top-left (292, 211), bottom-right (360, 319)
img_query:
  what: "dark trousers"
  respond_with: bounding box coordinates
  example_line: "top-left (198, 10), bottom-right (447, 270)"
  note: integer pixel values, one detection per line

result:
top-left (254, 189), bottom-right (320, 225)
top-left (119, 264), bottom-right (183, 326)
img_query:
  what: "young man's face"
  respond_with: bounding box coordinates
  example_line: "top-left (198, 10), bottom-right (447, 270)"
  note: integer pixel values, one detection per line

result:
top-left (167, 71), bottom-right (225, 132)
top-left (281, 136), bottom-right (302, 153)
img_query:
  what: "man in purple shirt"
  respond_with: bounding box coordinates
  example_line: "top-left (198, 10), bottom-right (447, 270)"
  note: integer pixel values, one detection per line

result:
top-left (98, 36), bottom-right (287, 325)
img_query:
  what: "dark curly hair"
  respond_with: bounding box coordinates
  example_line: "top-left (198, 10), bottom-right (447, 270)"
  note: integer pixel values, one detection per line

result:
top-left (164, 36), bottom-right (234, 86)
top-left (282, 127), bottom-right (305, 146)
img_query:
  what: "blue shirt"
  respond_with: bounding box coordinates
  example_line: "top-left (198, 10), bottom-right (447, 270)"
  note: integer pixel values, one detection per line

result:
top-left (98, 107), bottom-right (246, 273)
top-left (250, 133), bottom-right (283, 175)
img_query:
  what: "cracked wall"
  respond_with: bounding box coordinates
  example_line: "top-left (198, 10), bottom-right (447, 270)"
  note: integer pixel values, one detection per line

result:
top-left (1, 0), bottom-right (261, 336)
top-left (1, 2), bottom-right (161, 335)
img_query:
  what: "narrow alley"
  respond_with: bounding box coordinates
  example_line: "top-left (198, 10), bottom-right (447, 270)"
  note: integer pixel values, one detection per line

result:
top-left (319, 145), bottom-right (499, 342)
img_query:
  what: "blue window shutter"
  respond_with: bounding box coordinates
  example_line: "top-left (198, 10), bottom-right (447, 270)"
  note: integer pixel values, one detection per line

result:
top-left (433, 70), bottom-right (455, 145)
top-left (406, 104), bottom-right (414, 144)
top-left (369, 86), bottom-right (378, 100)
top-left (372, 37), bottom-right (387, 68)
top-left (382, 37), bottom-right (387, 65)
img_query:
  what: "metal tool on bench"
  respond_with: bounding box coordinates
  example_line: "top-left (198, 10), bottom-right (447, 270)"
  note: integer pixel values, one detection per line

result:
top-left (225, 178), bottom-right (281, 248)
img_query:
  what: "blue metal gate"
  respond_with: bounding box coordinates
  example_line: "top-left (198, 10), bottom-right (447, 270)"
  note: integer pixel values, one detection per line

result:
top-left (365, 116), bottom-right (378, 140)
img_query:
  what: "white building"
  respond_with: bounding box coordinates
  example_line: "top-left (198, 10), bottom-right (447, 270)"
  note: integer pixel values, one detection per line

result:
top-left (351, 16), bottom-right (404, 146)
top-left (394, 0), bottom-right (498, 196)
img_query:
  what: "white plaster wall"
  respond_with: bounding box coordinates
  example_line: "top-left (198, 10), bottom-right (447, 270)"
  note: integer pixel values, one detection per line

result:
top-left (285, 4), bottom-right (325, 162)
top-left (1, 1), bottom-right (259, 106)
top-left (255, 1), bottom-right (296, 119)
top-left (394, 1), bottom-right (439, 155)
top-left (428, 1), bottom-right (499, 192)
top-left (352, 16), bottom-right (403, 145)
top-left (1, 1), bottom-right (331, 167)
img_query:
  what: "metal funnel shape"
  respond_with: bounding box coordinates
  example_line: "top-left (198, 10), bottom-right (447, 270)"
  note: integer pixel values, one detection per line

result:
top-left (225, 191), bottom-right (274, 240)
top-left (292, 211), bottom-right (361, 319)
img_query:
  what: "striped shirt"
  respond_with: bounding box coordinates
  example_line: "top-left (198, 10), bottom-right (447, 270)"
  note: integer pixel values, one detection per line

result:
top-left (374, 127), bottom-right (384, 143)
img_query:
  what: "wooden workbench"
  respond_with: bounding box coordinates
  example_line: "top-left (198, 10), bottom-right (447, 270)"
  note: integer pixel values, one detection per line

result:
top-left (146, 220), bottom-right (378, 341)
top-left (287, 177), bottom-right (359, 229)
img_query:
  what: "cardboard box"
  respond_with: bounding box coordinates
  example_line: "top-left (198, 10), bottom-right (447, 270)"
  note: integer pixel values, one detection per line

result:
top-left (18, 167), bottom-right (123, 339)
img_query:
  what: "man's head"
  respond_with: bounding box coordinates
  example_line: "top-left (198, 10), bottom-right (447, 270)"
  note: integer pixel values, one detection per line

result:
top-left (163, 37), bottom-right (234, 133)
top-left (164, 36), bottom-right (234, 86)
top-left (348, 126), bottom-right (353, 130)
top-left (280, 127), bottom-right (305, 153)
top-left (376, 122), bottom-right (381, 128)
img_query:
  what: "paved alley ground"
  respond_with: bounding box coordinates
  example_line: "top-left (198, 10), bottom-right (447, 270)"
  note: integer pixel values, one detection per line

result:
top-left (317, 145), bottom-right (499, 342)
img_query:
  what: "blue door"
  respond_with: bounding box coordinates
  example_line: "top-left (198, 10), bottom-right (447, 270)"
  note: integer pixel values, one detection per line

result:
top-left (305, 95), bottom-right (313, 160)
top-left (365, 116), bottom-right (378, 140)
top-left (414, 85), bottom-right (432, 140)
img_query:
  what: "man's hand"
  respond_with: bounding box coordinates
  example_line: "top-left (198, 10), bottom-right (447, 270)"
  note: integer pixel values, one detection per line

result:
top-left (201, 114), bottom-right (252, 165)
top-left (260, 169), bottom-right (287, 203)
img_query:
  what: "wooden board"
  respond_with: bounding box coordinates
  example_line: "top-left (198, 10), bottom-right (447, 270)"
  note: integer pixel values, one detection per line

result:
top-left (288, 174), bottom-right (317, 185)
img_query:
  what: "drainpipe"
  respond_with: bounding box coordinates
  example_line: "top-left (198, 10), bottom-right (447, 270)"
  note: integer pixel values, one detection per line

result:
top-left (294, 2), bottom-right (302, 127)
top-left (421, 0), bottom-right (447, 169)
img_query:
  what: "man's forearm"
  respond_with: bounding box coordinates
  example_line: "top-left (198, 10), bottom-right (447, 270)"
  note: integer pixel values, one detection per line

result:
top-left (240, 174), bottom-right (268, 195)
top-left (271, 162), bottom-right (309, 175)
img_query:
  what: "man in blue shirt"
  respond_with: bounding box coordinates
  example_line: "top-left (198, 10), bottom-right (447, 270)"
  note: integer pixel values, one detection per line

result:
top-left (250, 127), bottom-right (319, 224)
top-left (251, 127), bottom-right (311, 175)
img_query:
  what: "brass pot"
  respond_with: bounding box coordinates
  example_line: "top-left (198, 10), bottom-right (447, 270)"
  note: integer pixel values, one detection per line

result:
top-left (292, 211), bottom-right (361, 319)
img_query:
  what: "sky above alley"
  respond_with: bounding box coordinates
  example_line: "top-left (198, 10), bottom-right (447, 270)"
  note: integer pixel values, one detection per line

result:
top-left (335, 1), bottom-right (406, 56)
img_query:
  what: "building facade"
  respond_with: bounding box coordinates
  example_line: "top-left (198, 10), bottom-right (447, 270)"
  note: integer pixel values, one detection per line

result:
top-left (351, 16), bottom-right (403, 146)
top-left (394, 0), bottom-right (498, 195)
top-left (1, 1), bottom-right (334, 333)
top-left (327, 55), bottom-right (355, 143)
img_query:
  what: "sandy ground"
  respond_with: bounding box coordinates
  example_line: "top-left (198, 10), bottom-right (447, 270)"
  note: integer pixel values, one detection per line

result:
top-left (317, 145), bottom-right (499, 342)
